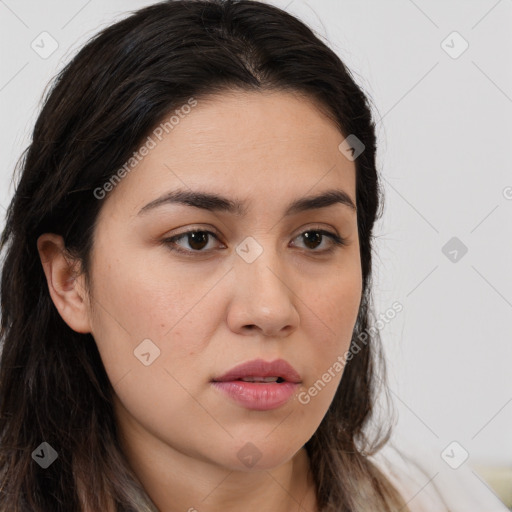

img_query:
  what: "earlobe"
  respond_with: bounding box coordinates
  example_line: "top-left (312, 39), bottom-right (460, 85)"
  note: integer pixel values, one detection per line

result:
top-left (37, 233), bottom-right (92, 334)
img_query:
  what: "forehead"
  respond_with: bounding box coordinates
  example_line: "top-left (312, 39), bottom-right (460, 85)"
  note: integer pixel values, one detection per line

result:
top-left (164, 89), bottom-right (345, 159)
top-left (100, 89), bottom-right (356, 217)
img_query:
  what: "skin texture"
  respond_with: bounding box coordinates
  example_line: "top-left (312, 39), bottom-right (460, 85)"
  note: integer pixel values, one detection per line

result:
top-left (37, 90), bottom-right (362, 512)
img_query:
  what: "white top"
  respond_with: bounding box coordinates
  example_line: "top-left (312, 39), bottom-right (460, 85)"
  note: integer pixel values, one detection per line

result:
top-left (369, 438), bottom-right (510, 511)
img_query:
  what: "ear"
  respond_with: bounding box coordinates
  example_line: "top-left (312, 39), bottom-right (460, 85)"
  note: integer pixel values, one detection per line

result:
top-left (37, 233), bottom-right (92, 334)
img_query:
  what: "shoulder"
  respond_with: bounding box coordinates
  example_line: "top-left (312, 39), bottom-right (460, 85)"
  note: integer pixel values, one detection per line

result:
top-left (368, 437), bottom-right (509, 512)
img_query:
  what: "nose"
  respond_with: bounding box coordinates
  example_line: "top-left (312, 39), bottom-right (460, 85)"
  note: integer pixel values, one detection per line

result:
top-left (226, 243), bottom-right (300, 338)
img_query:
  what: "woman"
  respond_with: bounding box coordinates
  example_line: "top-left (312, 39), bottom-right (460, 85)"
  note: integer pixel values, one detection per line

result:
top-left (0, 1), bottom-right (506, 511)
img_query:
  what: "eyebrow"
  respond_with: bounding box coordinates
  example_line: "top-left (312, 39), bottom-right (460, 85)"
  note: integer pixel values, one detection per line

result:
top-left (137, 188), bottom-right (356, 217)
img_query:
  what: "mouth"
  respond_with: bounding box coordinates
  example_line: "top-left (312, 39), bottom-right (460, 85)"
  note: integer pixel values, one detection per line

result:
top-left (211, 358), bottom-right (301, 411)
top-left (235, 376), bottom-right (286, 383)
top-left (211, 358), bottom-right (302, 384)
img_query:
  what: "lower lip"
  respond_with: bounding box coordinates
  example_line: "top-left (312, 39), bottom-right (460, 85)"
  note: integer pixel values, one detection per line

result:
top-left (211, 381), bottom-right (300, 410)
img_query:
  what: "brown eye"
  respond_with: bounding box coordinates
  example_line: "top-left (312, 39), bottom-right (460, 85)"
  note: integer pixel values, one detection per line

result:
top-left (163, 228), bottom-right (346, 257)
top-left (164, 230), bottom-right (221, 254)
top-left (292, 230), bottom-right (346, 253)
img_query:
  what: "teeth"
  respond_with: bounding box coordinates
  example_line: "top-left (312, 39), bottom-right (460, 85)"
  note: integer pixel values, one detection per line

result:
top-left (240, 376), bottom-right (279, 383)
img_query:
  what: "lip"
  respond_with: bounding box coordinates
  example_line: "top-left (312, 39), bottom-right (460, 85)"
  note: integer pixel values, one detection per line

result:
top-left (211, 358), bottom-right (302, 411)
top-left (212, 358), bottom-right (301, 383)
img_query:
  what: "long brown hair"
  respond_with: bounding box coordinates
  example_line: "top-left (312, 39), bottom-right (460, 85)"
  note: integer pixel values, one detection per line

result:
top-left (0, 1), bottom-right (410, 510)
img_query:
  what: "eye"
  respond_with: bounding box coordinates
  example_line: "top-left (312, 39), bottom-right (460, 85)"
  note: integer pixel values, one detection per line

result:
top-left (291, 229), bottom-right (347, 253)
top-left (163, 229), bottom-right (223, 255)
top-left (162, 227), bottom-right (347, 256)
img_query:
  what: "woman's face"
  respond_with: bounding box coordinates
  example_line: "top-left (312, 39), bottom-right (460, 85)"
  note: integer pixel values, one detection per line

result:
top-left (84, 90), bottom-right (362, 471)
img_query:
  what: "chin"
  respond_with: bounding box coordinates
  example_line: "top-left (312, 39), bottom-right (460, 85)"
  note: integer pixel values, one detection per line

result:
top-left (214, 437), bottom-right (303, 473)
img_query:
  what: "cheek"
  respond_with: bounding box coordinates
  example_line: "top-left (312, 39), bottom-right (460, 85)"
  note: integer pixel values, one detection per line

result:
top-left (87, 256), bottom-right (219, 452)
top-left (296, 266), bottom-right (362, 403)
top-left (303, 261), bottom-right (362, 342)
top-left (324, 276), bottom-right (361, 327)
top-left (87, 250), bottom-right (222, 393)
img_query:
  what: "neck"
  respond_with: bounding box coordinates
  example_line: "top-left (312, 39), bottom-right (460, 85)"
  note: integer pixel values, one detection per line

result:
top-left (114, 398), bottom-right (317, 512)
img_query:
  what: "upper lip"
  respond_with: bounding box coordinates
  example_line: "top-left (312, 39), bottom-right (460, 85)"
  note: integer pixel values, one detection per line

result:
top-left (212, 358), bottom-right (302, 383)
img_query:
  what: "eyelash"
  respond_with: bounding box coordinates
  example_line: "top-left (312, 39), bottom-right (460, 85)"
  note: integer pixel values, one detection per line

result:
top-left (162, 227), bottom-right (347, 256)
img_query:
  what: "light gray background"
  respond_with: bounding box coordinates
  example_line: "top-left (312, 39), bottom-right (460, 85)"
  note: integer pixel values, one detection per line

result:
top-left (1, 0), bottom-right (511, 470)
